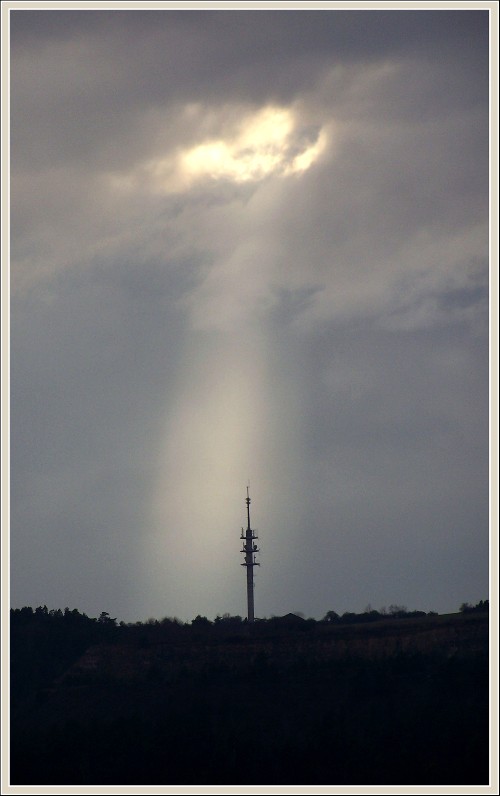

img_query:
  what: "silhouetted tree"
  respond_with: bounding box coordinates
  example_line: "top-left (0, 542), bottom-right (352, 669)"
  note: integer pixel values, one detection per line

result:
top-left (191, 615), bottom-right (211, 627)
top-left (98, 611), bottom-right (117, 625)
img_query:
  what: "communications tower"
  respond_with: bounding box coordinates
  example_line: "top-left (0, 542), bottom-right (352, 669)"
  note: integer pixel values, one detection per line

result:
top-left (240, 487), bottom-right (260, 622)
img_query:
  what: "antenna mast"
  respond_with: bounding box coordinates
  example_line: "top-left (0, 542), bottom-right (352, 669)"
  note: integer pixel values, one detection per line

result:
top-left (240, 486), bottom-right (260, 622)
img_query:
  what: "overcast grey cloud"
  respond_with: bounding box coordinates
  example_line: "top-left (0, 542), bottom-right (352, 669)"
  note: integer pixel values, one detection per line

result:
top-left (9, 7), bottom-right (490, 623)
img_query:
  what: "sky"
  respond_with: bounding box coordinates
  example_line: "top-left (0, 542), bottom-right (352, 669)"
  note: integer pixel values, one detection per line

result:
top-left (8, 4), bottom-right (491, 624)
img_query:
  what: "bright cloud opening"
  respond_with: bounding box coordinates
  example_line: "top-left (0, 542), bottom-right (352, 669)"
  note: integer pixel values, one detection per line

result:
top-left (181, 106), bottom-right (324, 183)
top-left (134, 105), bottom-right (327, 193)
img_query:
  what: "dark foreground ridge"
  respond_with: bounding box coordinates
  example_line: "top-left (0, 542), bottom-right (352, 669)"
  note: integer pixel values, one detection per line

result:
top-left (11, 604), bottom-right (489, 785)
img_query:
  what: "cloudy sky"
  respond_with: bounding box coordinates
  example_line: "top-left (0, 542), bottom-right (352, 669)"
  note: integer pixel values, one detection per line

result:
top-left (9, 5), bottom-right (490, 623)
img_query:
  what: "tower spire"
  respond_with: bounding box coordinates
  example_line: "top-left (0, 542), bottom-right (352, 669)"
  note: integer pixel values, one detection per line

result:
top-left (240, 487), bottom-right (260, 622)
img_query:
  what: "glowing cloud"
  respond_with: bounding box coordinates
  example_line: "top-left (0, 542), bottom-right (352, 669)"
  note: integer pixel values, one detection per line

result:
top-left (181, 106), bottom-right (324, 183)
top-left (133, 105), bottom-right (327, 193)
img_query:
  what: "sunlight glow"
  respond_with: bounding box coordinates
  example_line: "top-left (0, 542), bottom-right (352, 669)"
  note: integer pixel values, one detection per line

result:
top-left (181, 106), bottom-right (323, 183)
top-left (285, 129), bottom-right (328, 174)
top-left (148, 333), bottom-right (270, 583)
top-left (105, 105), bottom-right (327, 197)
top-left (144, 336), bottom-right (276, 615)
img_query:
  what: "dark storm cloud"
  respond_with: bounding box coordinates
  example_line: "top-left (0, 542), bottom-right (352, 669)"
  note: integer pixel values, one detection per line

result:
top-left (11, 10), bottom-right (489, 65)
top-left (9, 7), bottom-right (490, 622)
top-left (11, 10), bottom-right (488, 170)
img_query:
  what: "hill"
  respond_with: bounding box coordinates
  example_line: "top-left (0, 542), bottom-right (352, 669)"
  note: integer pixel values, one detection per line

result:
top-left (10, 607), bottom-right (489, 785)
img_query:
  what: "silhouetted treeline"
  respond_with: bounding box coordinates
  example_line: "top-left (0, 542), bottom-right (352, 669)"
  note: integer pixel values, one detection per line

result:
top-left (10, 601), bottom-right (488, 705)
top-left (12, 598), bottom-right (489, 631)
top-left (460, 599), bottom-right (489, 614)
top-left (10, 598), bottom-right (488, 643)
top-left (10, 602), bottom-right (489, 785)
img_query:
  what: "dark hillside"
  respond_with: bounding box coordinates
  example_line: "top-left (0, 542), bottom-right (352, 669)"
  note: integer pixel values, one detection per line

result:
top-left (10, 607), bottom-right (489, 785)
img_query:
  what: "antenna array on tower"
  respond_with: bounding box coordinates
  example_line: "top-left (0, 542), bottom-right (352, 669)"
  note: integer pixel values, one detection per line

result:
top-left (240, 487), bottom-right (260, 622)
